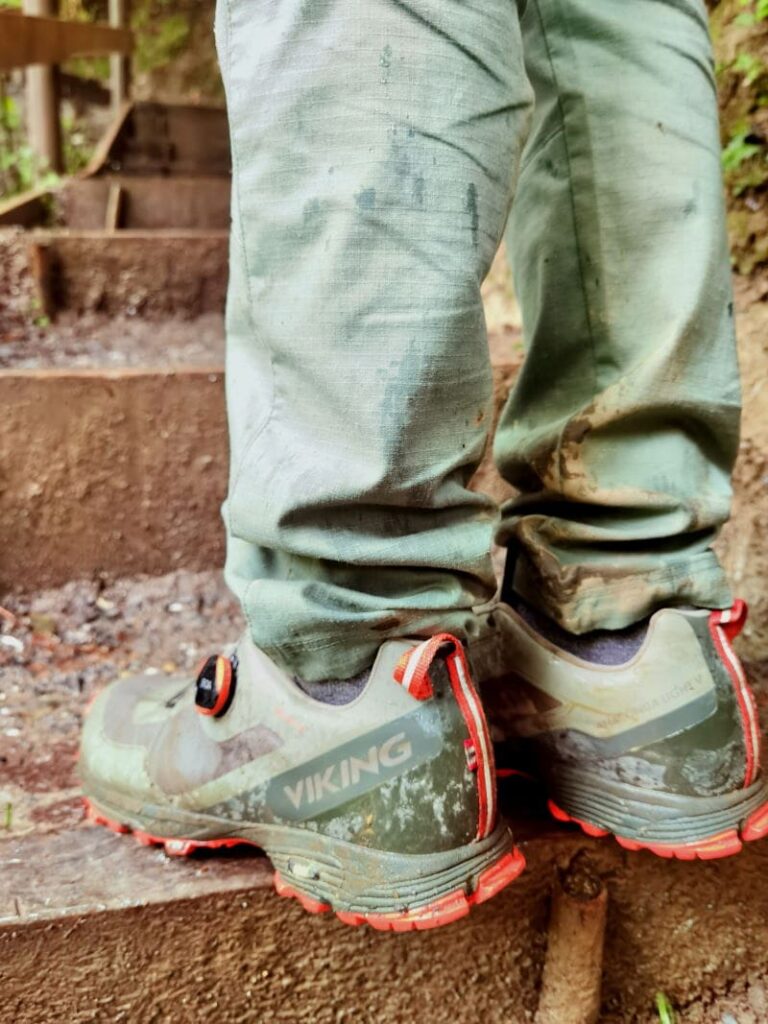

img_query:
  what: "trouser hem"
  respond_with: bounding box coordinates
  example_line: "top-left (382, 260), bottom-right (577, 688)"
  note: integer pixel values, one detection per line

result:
top-left (252, 608), bottom-right (492, 684)
top-left (508, 549), bottom-right (733, 635)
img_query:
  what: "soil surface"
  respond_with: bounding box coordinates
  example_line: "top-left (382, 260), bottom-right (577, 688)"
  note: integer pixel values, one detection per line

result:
top-left (0, 310), bottom-right (224, 369)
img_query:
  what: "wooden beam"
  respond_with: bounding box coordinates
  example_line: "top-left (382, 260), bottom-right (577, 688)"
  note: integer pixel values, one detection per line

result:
top-left (108, 0), bottom-right (130, 110)
top-left (26, 240), bottom-right (55, 319)
top-left (0, 13), bottom-right (133, 71)
top-left (104, 181), bottom-right (123, 231)
top-left (22, 0), bottom-right (62, 173)
top-left (0, 185), bottom-right (52, 228)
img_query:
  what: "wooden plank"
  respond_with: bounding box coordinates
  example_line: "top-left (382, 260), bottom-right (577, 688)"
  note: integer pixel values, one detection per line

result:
top-left (104, 182), bottom-right (123, 231)
top-left (81, 98), bottom-right (132, 177)
top-left (59, 176), bottom-right (231, 230)
top-left (112, 102), bottom-right (230, 177)
top-left (0, 828), bottom-right (561, 1024)
top-left (26, 240), bottom-right (54, 317)
top-left (0, 13), bottom-right (133, 71)
top-left (0, 828), bottom-right (270, 926)
top-left (0, 186), bottom-right (52, 228)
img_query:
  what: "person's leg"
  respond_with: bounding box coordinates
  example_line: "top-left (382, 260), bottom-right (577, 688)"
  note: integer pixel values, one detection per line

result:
top-left (496, 0), bottom-right (738, 634)
top-left (479, 0), bottom-right (768, 859)
top-left (79, 0), bottom-right (534, 928)
top-left (219, 0), bottom-right (532, 683)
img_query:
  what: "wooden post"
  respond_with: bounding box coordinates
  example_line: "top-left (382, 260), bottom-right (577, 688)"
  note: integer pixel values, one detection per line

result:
top-left (535, 852), bottom-right (608, 1024)
top-left (22, 0), bottom-right (63, 174)
top-left (109, 0), bottom-right (130, 111)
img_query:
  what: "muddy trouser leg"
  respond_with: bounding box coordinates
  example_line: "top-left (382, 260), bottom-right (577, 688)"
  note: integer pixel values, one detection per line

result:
top-left (495, 0), bottom-right (740, 633)
top-left (214, 0), bottom-right (533, 682)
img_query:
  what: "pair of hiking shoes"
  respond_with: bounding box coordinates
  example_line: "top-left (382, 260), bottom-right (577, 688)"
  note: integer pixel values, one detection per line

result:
top-left (79, 597), bottom-right (768, 932)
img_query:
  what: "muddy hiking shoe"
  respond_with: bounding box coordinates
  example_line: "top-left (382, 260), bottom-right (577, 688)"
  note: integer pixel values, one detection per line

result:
top-left (479, 599), bottom-right (768, 860)
top-left (79, 632), bottom-right (524, 930)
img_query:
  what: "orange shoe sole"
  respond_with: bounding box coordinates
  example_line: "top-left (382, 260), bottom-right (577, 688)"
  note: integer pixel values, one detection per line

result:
top-left (548, 797), bottom-right (768, 861)
top-left (84, 797), bottom-right (526, 931)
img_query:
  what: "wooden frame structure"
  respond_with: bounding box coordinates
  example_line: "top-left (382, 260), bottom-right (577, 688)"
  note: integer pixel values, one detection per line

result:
top-left (0, 5), bottom-right (133, 173)
top-left (0, 13), bottom-right (132, 71)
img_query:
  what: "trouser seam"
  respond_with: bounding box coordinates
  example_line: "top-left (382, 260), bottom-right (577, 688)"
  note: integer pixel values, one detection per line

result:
top-left (220, 0), bottom-right (276, 540)
top-left (532, 0), bottom-right (606, 491)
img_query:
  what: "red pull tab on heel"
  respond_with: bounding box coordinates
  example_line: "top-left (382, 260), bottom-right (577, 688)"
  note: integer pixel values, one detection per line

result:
top-left (709, 600), bottom-right (759, 788)
top-left (393, 633), bottom-right (497, 840)
top-left (713, 598), bottom-right (748, 643)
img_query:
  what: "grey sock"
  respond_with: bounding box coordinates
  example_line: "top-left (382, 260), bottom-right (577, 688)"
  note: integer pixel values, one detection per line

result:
top-left (295, 666), bottom-right (371, 705)
top-left (509, 592), bottom-right (649, 666)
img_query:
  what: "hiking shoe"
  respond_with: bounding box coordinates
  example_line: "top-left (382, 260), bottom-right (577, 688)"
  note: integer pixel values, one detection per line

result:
top-left (476, 600), bottom-right (768, 860)
top-left (79, 632), bottom-right (524, 930)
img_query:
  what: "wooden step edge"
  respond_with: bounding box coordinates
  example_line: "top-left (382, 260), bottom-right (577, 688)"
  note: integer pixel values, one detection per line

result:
top-left (0, 819), bottom-right (570, 930)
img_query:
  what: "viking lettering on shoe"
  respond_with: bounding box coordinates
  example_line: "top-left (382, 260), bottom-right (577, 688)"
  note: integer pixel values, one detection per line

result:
top-left (266, 717), bottom-right (437, 820)
top-left (283, 732), bottom-right (414, 810)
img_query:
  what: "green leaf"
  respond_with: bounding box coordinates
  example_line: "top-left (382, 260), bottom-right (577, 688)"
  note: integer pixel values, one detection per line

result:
top-left (722, 130), bottom-right (763, 172)
top-left (733, 51), bottom-right (765, 84)
top-left (655, 992), bottom-right (677, 1024)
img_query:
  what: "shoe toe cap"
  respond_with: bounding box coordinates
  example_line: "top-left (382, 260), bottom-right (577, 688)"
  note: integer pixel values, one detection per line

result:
top-left (79, 672), bottom-right (191, 796)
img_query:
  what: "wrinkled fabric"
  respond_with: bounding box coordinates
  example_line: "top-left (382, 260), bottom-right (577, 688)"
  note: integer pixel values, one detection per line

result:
top-left (496, 0), bottom-right (737, 633)
top-left (214, 0), bottom-right (737, 682)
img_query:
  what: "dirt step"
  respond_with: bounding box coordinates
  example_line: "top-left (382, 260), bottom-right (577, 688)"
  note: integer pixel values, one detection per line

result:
top-left (21, 229), bottom-right (229, 318)
top-left (57, 176), bottom-right (231, 231)
top-left (0, 368), bottom-right (228, 593)
top-left (5, 814), bottom-right (768, 1023)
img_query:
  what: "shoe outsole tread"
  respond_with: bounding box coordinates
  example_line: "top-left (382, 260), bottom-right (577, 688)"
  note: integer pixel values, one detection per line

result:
top-left (84, 797), bottom-right (526, 931)
top-left (548, 796), bottom-right (768, 860)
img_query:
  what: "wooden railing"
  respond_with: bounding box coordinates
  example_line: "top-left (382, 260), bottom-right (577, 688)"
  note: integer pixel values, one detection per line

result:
top-left (0, 1), bottom-right (133, 174)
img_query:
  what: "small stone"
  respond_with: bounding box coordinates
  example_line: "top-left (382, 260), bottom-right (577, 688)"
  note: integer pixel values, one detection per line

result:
top-left (29, 612), bottom-right (57, 635)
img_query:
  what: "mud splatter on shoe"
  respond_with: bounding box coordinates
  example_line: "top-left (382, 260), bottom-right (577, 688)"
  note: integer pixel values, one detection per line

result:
top-left (478, 599), bottom-right (768, 860)
top-left (79, 632), bottom-right (524, 930)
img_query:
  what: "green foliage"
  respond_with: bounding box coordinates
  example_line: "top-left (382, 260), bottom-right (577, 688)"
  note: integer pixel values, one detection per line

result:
top-left (732, 51), bottom-right (766, 83)
top-left (61, 109), bottom-right (93, 176)
top-left (733, 0), bottom-right (768, 25)
top-left (722, 125), bottom-right (762, 172)
top-left (715, 1), bottom-right (768, 213)
top-left (655, 992), bottom-right (677, 1024)
top-left (132, 3), bottom-right (192, 73)
top-left (63, 55), bottom-right (111, 82)
top-left (0, 82), bottom-right (60, 199)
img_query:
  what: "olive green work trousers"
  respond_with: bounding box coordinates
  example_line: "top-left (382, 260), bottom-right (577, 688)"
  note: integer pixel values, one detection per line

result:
top-left (215, 0), bottom-right (739, 682)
